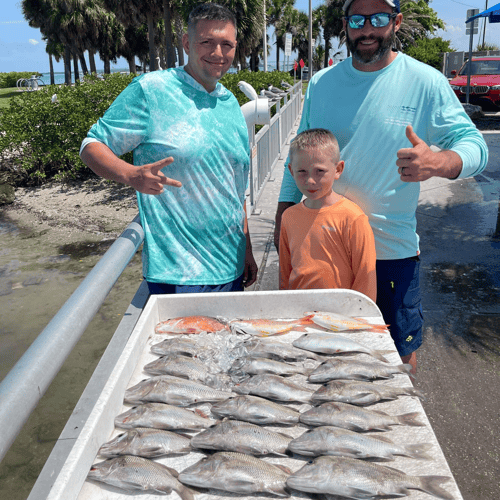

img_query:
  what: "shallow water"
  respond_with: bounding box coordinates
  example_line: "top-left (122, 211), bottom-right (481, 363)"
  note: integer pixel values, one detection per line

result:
top-left (0, 210), bottom-right (143, 499)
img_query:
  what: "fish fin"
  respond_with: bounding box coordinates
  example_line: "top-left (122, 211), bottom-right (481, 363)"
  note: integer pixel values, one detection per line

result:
top-left (275, 464), bottom-right (292, 474)
top-left (417, 475), bottom-right (454, 500)
top-left (404, 443), bottom-right (433, 460)
top-left (397, 411), bottom-right (425, 427)
top-left (344, 486), bottom-right (384, 499)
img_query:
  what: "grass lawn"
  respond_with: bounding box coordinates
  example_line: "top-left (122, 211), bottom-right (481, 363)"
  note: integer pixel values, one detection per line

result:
top-left (0, 87), bottom-right (21, 109)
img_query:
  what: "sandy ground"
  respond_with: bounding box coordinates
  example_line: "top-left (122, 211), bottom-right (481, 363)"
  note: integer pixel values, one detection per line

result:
top-left (5, 178), bottom-right (139, 240)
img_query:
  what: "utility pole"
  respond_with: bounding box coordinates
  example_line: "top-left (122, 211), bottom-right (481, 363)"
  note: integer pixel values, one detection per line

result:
top-left (308, 0), bottom-right (313, 80)
top-left (482, 0), bottom-right (489, 47)
top-left (263, 0), bottom-right (268, 72)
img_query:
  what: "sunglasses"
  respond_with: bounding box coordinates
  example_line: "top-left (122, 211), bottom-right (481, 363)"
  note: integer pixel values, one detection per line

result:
top-left (345, 13), bottom-right (397, 29)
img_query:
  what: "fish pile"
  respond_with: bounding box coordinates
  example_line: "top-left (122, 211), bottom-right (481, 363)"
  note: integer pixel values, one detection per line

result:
top-left (86, 312), bottom-right (455, 500)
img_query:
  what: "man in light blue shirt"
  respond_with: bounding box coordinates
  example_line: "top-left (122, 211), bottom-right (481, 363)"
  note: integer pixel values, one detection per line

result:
top-left (80, 4), bottom-right (257, 294)
top-left (274, 0), bottom-right (489, 373)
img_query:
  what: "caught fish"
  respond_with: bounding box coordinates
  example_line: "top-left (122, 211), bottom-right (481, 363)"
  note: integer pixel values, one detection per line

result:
top-left (288, 426), bottom-right (432, 461)
top-left (144, 354), bottom-right (227, 388)
top-left (178, 451), bottom-right (291, 497)
top-left (115, 403), bottom-right (216, 431)
top-left (311, 380), bottom-right (426, 406)
top-left (228, 317), bottom-right (313, 336)
top-left (242, 338), bottom-right (325, 362)
top-left (98, 427), bottom-right (191, 458)
top-left (211, 395), bottom-right (300, 426)
top-left (305, 310), bottom-right (389, 333)
top-left (124, 375), bottom-right (233, 406)
top-left (286, 455), bottom-right (453, 500)
top-left (299, 401), bottom-right (425, 431)
top-left (233, 374), bottom-right (314, 403)
top-left (88, 455), bottom-right (195, 499)
top-left (308, 358), bottom-right (413, 383)
top-left (231, 357), bottom-right (307, 377)
top-left (151, 337), bottom-right (198, 357)
top-left (292, 332), bottom-right (394, 363)
top-left (155, 315), bottom-right (227, 335)
top-left (191, 419), bottom-right (293, 457)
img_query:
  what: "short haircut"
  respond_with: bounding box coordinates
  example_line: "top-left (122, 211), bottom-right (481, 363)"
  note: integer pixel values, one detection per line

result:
top-left (188, 3), bottom-right (237, 36)
top-left (289, 128), bottom-right (340, 164)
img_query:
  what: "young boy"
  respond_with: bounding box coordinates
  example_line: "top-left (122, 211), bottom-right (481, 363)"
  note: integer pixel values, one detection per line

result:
top-left (279, 128), bottom-right (377, 302)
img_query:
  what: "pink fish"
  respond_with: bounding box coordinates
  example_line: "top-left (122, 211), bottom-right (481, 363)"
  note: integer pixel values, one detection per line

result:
top-left (229, 317), bottom-right (315, 337)
top-left (155, 316), bottom-right (228, 335)
top-left (304, 311), bottom-right (389, 333)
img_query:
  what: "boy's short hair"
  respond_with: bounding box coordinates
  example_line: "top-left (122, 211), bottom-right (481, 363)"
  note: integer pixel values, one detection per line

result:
top-left (290, 128), bottom-right (340, 163)
top-left (188, 3), bottom-right (238, 36)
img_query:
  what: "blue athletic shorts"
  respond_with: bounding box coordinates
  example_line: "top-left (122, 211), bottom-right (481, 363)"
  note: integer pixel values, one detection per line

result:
top-left (146, 274), bottom-right (244, 295)
top-left (376, 257), bottom-right (423, 357)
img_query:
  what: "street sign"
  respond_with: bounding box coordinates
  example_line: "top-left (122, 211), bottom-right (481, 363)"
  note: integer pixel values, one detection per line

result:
top-left (329, 58), bottom-right (333, 66)
top-left (294, 60), bottom-right (298, 71)
top-left (284, 33), bottom-right (292, 57)
top-left (466, 9), bottom-right (479, 34)
top-left (299, 59), bottom-right (305, 68)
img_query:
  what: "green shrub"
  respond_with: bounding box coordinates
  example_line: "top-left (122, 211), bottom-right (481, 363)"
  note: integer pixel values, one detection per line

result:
top-left (0, 72), bottom-right (42, 89)
top-left (0, 70), bottom-right (294, 185)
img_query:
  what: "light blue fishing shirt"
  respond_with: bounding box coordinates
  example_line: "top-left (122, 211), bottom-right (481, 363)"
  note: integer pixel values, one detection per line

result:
top-left (81, 67), bottom-right (250, 284)
top-left (279, 53), bottom-right (489, 260)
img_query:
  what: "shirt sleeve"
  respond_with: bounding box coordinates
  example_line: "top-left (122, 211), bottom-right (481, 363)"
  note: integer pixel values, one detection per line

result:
top-left (427, 77), bottom-right (489, 179)
top-left (80, 77), bottom-right (151, 159)
top-left (349, 214), bottom-right (377, 303)
top-left (278, 215), bottom-right (292, 290)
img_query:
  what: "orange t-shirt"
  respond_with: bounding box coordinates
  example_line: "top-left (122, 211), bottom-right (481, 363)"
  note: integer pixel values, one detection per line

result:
top-left (279, 198), bottom-right (377, 302)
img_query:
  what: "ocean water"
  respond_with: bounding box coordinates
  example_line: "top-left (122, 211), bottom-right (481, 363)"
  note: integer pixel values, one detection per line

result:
top-left (39, 63), bottom-right (289, 86)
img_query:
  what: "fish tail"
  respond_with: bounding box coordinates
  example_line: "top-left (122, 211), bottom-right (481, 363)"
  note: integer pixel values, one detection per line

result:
top-left (372, 350), bottom-right (394, 363)
top-left (397, 411), bottom-right (425, 427)
top-left (407, 387), bottom-right (427, 401)
top-left (177, 484), bottom-right (197, 500)
top-left (399, 363), bottom-right (416, 379)
top-left (417, 475), bottom-right (454, 500)
top-left (404, 443), bottom-right (433, 460)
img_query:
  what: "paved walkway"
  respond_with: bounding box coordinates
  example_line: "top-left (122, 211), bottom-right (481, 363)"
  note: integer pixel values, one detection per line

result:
top-left (246, 115), bottom-right (301, 292)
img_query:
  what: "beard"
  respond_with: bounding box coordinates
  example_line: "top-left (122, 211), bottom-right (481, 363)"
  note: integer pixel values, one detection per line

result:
top-left (346, 27), bottom-right (396, 66)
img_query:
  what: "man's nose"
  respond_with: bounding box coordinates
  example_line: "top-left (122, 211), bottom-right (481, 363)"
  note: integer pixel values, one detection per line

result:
top-left (212, 43), bottom-right (224, 57)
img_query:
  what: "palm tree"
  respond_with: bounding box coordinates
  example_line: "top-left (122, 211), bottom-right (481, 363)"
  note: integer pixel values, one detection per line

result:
top-left (267, 0), bottom-right (295, 72)
top-left (316, 0), bottom-right (343, 69)
top-left (102, 0), bottom-right (164, 71)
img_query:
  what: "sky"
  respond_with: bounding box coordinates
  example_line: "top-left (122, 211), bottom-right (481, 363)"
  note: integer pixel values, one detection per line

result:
top-left (1, 0), bottom-right (499, 74)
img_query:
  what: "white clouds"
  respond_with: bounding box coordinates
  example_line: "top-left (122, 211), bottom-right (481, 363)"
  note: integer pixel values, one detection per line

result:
top-left (28, 39), bottom-right (39, 45)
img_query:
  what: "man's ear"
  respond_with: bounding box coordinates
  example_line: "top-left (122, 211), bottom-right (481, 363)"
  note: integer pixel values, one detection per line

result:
top-left (182, 33), bottom-right (190, 55)
top-left (336, 160), bottom-right (345, 178)
top-left (394, 13), bottom-right (403, 33)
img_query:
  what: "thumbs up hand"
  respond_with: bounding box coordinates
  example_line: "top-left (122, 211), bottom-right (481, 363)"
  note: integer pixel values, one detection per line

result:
top-left (130, 157), bottom-right (182, 194)
top-left (396, 125), bottom-right (434, 182)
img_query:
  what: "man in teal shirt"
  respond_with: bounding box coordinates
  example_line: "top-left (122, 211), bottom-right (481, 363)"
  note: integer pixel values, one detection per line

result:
top-left (80, 4), bottom-right (257, 293)
top-left (274, 0), bottom-right (489, 373)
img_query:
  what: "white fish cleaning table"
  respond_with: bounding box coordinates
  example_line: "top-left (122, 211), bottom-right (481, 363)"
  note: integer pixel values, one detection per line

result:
top-left (28, 289), bottom-right (464, 500)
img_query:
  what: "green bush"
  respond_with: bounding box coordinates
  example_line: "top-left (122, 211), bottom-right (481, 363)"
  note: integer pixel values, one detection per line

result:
top-left (0, 70), bottom-right (294, 185)
top-left (0, 71), bottom-right (42, 89)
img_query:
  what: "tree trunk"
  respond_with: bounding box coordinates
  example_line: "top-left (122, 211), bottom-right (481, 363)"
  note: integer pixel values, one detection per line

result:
top-left (104, 54), bottom-right (111, 74)
top-left (49, 54), bottom-right (55, 85)
top-left (147, 12), bottom-right (156, 71)
top-left (127, 55), bottom-right (136, 74)
top-left (174, 9), bottom-right (184, 66)
top-left (163, 0), bottom-right (176, 68)
top-left (64, 45), bottom-right (72, 85)
top-left (78, 52), bottom-right (89, 75)
top-left (88, 50), bottom-right (97, 74)
top-left (73, 53), bottom-right (80, 81)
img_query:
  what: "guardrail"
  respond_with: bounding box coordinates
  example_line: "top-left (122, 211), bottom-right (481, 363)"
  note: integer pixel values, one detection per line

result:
top-left (0, 81), bottom-right (302, 464)
top-left (248, 80), bottom-right (302, 213)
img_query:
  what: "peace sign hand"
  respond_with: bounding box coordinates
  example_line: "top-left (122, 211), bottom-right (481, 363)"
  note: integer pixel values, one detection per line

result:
top-left (130, 157), bottom-right (182, 194)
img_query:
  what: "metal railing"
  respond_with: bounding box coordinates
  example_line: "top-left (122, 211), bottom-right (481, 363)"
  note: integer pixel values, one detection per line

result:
top-left (0, 82), bottom-right (303, 463)
top-left (248, 81), bottom-right (302, 213)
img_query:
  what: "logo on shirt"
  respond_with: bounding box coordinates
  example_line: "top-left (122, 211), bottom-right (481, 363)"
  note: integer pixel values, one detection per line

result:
top-left (384, 105), bottom-right (416, 127)
top-left (321, 225), bottom-right (337, 232)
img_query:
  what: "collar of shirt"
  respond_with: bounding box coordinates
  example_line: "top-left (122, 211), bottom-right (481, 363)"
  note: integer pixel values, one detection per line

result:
top-left (177, 66), bottom-right (228, 98)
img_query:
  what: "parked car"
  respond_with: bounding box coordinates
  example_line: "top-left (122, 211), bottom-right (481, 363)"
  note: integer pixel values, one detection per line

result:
top-left (449, 56), bottom-right (500, 110)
